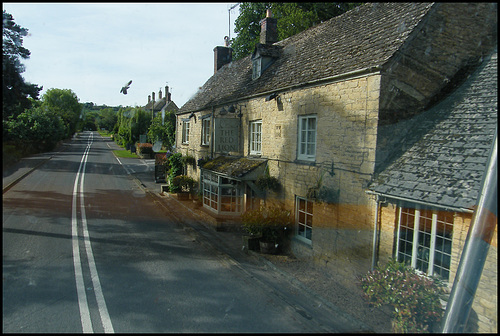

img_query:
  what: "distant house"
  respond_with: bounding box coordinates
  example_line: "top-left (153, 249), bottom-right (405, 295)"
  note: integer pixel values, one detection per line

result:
top-left (176, 3), bottom-right (497, 332)
top-left (144, 86), bottom-right (179, 122)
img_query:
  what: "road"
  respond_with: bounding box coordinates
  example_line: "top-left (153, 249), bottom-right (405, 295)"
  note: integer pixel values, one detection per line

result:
top-left (3, 131), bottom-right (354, 333)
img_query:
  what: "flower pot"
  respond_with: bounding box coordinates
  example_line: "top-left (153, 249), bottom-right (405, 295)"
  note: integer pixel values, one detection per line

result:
top-left (176, 192), bottom-right (190, 201)
top-left (242, 234), bottom-right (261, 252)
top-left (259, 241), bottom-right (278, 254)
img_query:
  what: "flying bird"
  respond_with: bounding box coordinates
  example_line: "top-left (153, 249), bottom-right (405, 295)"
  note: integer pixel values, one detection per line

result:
top-left (120, 80), bottom-right (133, 94)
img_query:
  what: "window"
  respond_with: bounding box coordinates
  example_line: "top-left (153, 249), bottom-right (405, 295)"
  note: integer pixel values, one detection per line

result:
top-left (298, 115), bottom-right (317, 161)
top-left (202, 117), bottom-right (211, 146)
top-left (296, 196), bottom-right (313, 243)
top-left (249, 120), bottom-right (262, 155)
top-left (252, 57), bottom-right (262, 80)
top-left (396, 207), bottom-right (454, 281)
top-left (182, 120), bottom-right (190, 144)
top-left (202, 171), bottom-right (243, 214)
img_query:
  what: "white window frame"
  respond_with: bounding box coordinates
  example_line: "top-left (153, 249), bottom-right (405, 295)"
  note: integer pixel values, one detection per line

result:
top-left (201, 117), bottom-right (211, 146)
top-left (297, 115), bottom-right (317, 161)
top-left (252, 57), bottom-right (262, 80)
top-left (396, 206), bottom-right (454, 281)
top-left (202, 170), bottom-right (243, 214)
top-left (296, 196), bottom-right (313, 244)
top-left (182, 120), bottom-right (190, 144)
top-left (249, 120), bottom-right (262, 155)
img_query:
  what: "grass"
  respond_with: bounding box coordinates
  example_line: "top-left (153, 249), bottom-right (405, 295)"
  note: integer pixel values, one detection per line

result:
top-left (113, 149), bottom-right (139, 158)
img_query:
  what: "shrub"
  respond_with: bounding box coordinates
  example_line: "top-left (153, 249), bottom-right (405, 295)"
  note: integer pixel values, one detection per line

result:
top-left (360, 259), bottom-right (445, 333)
top-left (136, 143), bottom-right (153, 156)
top-left (181, 155), bottom-right (197, 168)
top-left (242, 205), bottom-right (292, 243)
top-left (256, 175), bottom-right (281, 192)
top-left (167, 153), bottom-right (184, 188)
top-left (170, 175), bottom-right (197, 193)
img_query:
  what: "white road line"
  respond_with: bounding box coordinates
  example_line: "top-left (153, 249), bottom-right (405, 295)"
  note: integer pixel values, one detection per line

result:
top-left (72, 132), bottom-right (114, 333)
top-left (80, 136), bottom-right (114, 333)
top-left (72, 139), bottom-right (93, 333)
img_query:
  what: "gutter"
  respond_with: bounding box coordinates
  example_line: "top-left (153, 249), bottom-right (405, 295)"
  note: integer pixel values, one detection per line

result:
top-left (365, 190), bottom-right (474, 214)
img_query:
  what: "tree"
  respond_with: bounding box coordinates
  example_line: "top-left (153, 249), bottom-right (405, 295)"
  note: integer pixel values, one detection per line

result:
top-left (147, 110), bottom-right (176, 150)
top-left (2, 10), bottom-right (42, 121)
top-left (5, 106), bottom-right (66, 152)
top-left (97, 107), bottom-right (118, 131)
top-left (41, 88), bottom-right (82, 138)
top-left (231, 3), bottom-right (362, 61)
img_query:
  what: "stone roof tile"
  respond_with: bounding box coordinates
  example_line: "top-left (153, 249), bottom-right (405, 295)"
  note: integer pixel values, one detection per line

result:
top-left (370, 51), bottom-right (497, 210)
top-left (179, 3), bottom-right (433, 114)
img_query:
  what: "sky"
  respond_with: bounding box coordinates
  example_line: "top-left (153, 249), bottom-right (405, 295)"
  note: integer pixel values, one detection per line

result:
top-left (3, 2), bottom-right (239, 108)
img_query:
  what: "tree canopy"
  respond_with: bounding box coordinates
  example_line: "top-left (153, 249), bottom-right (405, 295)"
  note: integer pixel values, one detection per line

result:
top-left (231, 3), bottom-right (362, 61)
top-left (2, 10), bottom-right (42, 120)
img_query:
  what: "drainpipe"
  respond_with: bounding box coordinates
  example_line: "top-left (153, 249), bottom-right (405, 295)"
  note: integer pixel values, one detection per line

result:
top-left (441, 128), bottom-right (497, 333)
top-left (371, 194), bottom-right (380, 271)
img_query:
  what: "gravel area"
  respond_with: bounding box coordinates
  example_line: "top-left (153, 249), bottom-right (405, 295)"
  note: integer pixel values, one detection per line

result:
top-left (261, 254), bottom-right (394, 333)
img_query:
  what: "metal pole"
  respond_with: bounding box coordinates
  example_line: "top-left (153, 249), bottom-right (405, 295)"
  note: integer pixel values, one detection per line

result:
top-left (441, 128), bottom-right (497, 333)
top-left (371, 194), bottom-right (380, 271)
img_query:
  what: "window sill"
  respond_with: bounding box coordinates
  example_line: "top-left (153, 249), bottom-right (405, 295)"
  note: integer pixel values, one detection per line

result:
top-left (294, 159), bottom-right (316, 166)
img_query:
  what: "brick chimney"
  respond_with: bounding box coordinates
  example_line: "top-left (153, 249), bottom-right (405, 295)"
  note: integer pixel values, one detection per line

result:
top-left (214, 37), bottom-right (232, 74)
top-left (260, 9), bottom-right (277, 45)
top-left (165, 86), bottom-right (171, 102)
top-left (152, 92), bottom-right (155, 104)
top-left (159, 88), bottom-right (162, 100)
top-left (148, 95), bottom-right (151, 104)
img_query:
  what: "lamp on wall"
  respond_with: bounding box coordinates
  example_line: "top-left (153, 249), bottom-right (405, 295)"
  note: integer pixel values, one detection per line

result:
top-left (219, 106), bottom-right (228, 115)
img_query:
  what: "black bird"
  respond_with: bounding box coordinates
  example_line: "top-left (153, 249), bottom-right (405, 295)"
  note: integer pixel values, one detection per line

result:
top-left (120, 80), bottom-right (132, 94)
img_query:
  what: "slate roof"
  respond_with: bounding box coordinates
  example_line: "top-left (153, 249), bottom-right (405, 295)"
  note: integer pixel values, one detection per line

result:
top-left (201, 156), bottom-right (267, 179)
top-left (145, 98), bottom-right (179, 112)
top-left (368, 51), bottom-right (498, 211)
top-left (179, 2), bottom-right (433, 114)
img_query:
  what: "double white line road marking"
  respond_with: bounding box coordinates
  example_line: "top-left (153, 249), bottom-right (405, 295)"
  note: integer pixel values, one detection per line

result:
top-left (72, 132), bottom-right (114, 333)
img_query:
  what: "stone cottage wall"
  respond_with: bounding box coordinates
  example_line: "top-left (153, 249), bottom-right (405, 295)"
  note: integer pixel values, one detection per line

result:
top-left (377, 206), bottom-right (497, 333)
top-left (240, 73), bottom-right (382, 279)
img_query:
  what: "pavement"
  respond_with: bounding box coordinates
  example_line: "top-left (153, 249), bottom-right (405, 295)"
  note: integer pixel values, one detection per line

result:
top-left (3, 136), bottom-right (385, 333)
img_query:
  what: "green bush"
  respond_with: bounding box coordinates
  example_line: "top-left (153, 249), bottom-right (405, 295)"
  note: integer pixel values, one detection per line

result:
top-left (136, 143), bottom-right (153, 157)
top-left (170, 175), bottom-right (197, 193)
top-left (360, 259), bottom-right (445, 333)
top-left (167, 153), bottom-right (184, 189)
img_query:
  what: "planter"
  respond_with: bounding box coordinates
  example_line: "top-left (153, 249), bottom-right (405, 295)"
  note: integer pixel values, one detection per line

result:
top-left (242, 234), bottom-right (261, 252)
top-left (176, 192), bottom-right (190, 201)
top-left (259, 241), bottom-right (278, 254)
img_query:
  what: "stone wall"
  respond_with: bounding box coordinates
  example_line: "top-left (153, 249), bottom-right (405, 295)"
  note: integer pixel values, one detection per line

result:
top-left (377, 205), bottom-right (497, 333)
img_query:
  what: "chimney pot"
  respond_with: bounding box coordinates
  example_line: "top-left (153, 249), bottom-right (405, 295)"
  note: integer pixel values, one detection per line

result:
top-left (152, 92), bottom-right (155, 102)
top-left (148, 95), bottom-right (151, 103)
top-left (159, 89), bottom-right (162, 100)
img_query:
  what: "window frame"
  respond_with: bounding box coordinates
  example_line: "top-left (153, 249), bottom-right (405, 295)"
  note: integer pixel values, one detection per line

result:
top-left (202, 170), bottom-right (243, 215)
top-left (201, 116), bottom-right (211, 146)
top-left (297, 115), bottom-right (317, 161)
top-left (295, 196), bottom-right (313, 244)
top-left (249, 119), bottom-right (262, 155)
top-left (396, 206), bottom-right (454, 281)
top-left (181, 119), bottom-right (190, 144)
top-left (252, 57), bottom-right (262, 80)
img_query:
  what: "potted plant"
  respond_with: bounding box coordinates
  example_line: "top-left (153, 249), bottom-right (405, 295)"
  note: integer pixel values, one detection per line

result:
top-left (170, 175), bottom-right (197, 200)
top-left (241, 205), bottom-right (292, 254)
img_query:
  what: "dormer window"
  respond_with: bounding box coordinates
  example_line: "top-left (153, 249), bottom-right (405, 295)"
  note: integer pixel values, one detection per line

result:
top-left (251, 44), bottom-right (282, 80)
top-left (252, 57), bottom-right (262, 80)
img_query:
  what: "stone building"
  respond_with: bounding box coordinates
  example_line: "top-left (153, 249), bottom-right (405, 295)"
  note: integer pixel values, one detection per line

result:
top-left (144, 85), bottom-right (178, 121)
top-left (175, 3), bottom-right (497, 331)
